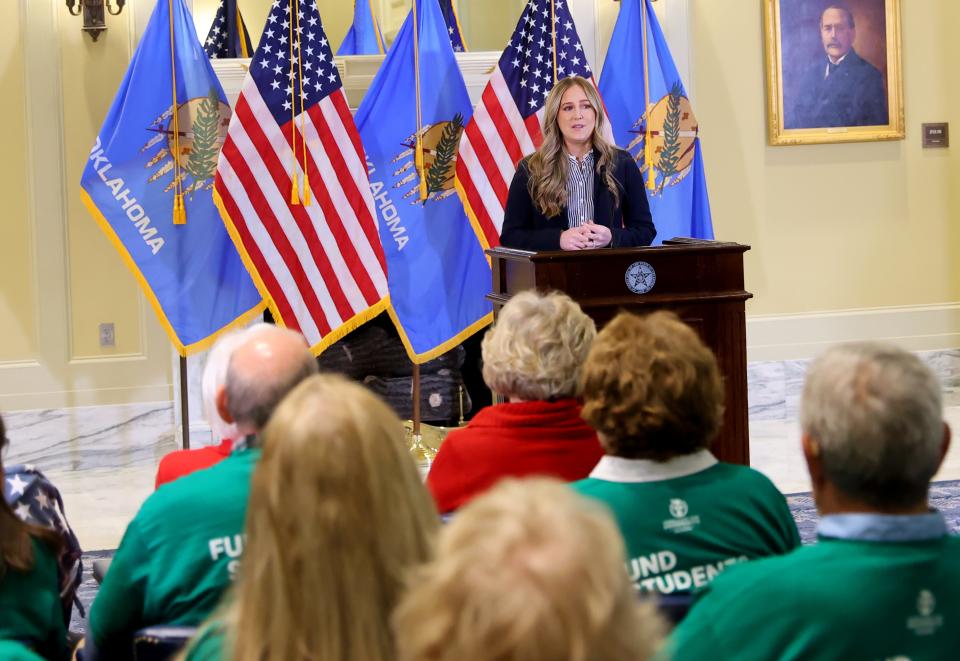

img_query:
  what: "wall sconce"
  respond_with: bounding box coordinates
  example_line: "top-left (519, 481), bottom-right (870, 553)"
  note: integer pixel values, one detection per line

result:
top-left (66, 0), bottom-right (126, 42)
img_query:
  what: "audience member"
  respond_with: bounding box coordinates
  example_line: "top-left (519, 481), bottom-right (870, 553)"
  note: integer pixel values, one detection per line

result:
top-left (573, 311), bottom-right (800, 595)
top-left (183, 374), bottom-right (439, 661)
top-left (395, 477), bottom-right (665, 661)
top-left (83, 326), bottom-right (317, 660)
top-left (427, 291), bottom-right (603, 513)
top-left (0, 414), bottom-right (68, 659)
top-left (668, 341), bottom-right (960, 658)
top-left (155, 326), bottom-right (259, 489)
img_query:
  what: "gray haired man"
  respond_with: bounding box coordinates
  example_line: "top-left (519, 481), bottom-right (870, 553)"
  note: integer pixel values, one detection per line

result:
top-left (668, 342), bottom-right (958, 659)
top-left (84, 325), bottom-right (317, 659)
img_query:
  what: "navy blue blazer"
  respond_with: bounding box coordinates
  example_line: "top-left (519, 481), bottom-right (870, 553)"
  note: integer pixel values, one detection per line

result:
top-left (500, 148), bottom-right (656, 251)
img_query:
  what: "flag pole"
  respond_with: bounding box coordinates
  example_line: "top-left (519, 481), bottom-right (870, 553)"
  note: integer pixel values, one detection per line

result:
top-left (179, 355), bottom-right (191, 449)
top-left (550, 0), bottom-right (558, 83)
top-left (412, 0), bottom-right (428, 202)
top-left (641, 0), bottom-right (656, 191)
top-left (168, 0), bottom-right (186, 224)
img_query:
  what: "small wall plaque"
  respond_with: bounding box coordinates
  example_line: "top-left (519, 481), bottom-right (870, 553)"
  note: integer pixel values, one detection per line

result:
top-left (922, 123), bottom-right (949, 148)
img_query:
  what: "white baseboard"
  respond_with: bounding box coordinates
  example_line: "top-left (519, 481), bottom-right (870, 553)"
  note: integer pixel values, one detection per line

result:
top-left (747, 304), bottom-right (960, 362)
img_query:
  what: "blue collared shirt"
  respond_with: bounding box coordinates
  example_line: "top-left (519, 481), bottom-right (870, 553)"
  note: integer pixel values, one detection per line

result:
top-left (818, 510), bottom-right (947, 543)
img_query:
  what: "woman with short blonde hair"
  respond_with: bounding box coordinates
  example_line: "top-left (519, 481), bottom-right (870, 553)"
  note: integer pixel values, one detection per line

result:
top-left (500, 76), bottom-right (655, 251)
top-left (395, 478), bottom-right (665, 661)
top-left (427, 290), bottom-right (603, 513)
top-left (573, 311), bottom-right (800, 597)
top-left (183, 374), bottom-right (438, 661)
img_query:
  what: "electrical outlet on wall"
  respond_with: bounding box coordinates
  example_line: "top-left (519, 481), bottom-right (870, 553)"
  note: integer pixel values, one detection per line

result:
top-left (99, 322), bottom-right (116, 348)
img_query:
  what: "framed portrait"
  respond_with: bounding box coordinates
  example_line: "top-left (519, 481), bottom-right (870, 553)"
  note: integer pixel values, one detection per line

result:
top-left (763, 0), bottom-right (904, 145)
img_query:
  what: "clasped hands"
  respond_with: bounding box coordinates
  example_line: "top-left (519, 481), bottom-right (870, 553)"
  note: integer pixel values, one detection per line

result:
top-left (559, 222), bottom-right (612, 251)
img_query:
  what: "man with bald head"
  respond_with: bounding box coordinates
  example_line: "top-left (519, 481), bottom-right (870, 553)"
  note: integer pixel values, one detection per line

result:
top-left (84, 326), bottom-right (316, 659)
top-left (788, 4), bottom-right (888, 129)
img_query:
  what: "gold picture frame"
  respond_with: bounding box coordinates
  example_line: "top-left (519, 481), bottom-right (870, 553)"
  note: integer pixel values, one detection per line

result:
top-left (763, 0), bottom-right (904, 145)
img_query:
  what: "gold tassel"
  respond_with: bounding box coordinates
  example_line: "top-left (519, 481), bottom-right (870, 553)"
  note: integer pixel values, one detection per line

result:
top-left (302, 172), bottom-right (312, 206)
top-left (290, 171), bottom-right (301, 205)
top-left (173, 192), bottom-right (187, 225)
top-left (416, 143), bottom-right (428, 202)
top-left (644, 140), bottom-right (656, 191)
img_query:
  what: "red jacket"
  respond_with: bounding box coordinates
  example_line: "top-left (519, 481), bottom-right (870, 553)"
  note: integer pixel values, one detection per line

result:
top-left (154, 439), bottom-right (233, 489)
top-left (427, 399), bottom-right (603, 513)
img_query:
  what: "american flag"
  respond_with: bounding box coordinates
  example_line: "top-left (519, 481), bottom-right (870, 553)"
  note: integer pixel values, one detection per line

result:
top-left (455, 0), bottom-right (606, 249)
top-left (439, 0), bottom-right (467, 52)
top-left (203, 0), bottom-right (254, 59)
top-left (215, 0), bottom-right (389, 352)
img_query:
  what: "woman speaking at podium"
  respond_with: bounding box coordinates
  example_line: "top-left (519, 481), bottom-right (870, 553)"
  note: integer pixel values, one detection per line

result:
top-left (500, 76), bottom-right (656, 251)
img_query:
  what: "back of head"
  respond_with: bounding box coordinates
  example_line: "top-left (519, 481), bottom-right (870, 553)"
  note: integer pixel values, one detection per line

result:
top-left (394, 478), bottom-right (664, 661)
top-left (233, 374), bottom-right (438, 661)
top-left (481, 290), bottom-right (596, 401)
top-left (580, 311), bottom-right (724, 460)
top-left (201, 325), bottom-right (267, 443)
top-left (223, 325), bottom-right (318, 435)
top-left (801, 342), bottom-right (944, 510)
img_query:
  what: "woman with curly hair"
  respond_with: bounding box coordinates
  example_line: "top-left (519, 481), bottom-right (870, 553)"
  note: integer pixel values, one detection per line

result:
top-left (182, 374), bottom-right (438, 661)
top-left (572, 311), bottom-right (800, 596)
top-left (500, 75), bottom-right (655, 251)
top-left (427, 290), bottom-right (603, 514)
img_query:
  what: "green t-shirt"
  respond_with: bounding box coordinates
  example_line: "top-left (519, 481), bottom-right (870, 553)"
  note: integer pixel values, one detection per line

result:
top-left (0, 640), bottom-right (46, 661)
top-left (89, 448), bottom-right (261, 657)
top-left (0, 538), bottom-right (65, 659)
top-left (667, 535), bottom-right (960, 660)
top-left (572, 452), bottom-right (800, 594)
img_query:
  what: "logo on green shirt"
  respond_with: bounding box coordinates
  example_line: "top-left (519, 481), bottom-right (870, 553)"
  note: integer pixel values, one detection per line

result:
top-left (907, 589), bottom-right (942, 636)
top-left (663, 498), bottom-right (700, 534)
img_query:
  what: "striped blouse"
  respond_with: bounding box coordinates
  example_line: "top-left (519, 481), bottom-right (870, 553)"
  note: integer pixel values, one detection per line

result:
top-left (565, 150), bottom-right (595, 228)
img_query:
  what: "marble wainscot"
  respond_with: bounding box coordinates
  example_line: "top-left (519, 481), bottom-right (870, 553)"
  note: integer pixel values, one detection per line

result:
top-left (4, 403), bottom-right (178, 551)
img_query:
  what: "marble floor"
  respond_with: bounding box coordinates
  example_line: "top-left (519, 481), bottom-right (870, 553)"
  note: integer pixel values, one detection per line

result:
top-left (6, 349), bottom-right (960, 551)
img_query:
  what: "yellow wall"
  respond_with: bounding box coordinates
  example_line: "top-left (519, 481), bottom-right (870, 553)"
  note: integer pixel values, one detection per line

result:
top-left (0, 0), bottom-right (171, 410)
top-left (60, 7), bottom-right (144, 357)
top-left (690, 0), bottom-right (959, 315)
top-left (0, 1), bottom-right (36, 362)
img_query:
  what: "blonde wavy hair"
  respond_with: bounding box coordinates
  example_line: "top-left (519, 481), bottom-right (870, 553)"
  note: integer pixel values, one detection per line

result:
top-left (393, 478), bottom-right (665, 661)
top-left (580, 311), bottom-right (725, 460)
top-left (188, 374), bottom-right (439, 661)
top-left (482, 290), bottom-right (596, 401)
top-left (527, 76), bottom-right (620, 218)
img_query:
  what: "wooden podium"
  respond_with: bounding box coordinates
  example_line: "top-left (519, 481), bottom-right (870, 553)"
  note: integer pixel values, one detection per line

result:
top-left (487, 238), bottom-right (753, 465)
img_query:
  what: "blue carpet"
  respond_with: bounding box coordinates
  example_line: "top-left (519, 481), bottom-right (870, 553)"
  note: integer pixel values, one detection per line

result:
top-left (787, 479), bottom-right (960, 544)
top-left (69, 480), bottom-right (960, 633)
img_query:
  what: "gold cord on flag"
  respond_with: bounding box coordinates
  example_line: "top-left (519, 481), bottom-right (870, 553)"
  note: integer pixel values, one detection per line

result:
top-left (294, 0), bottom-right (311, 205)
top-left (550, 0), bottom-right (558, 83)
top-left (641, 0), bottom-right (656, 191)
top-left (368, 0), bottom-right (384, 54)
top-left (412, 0), bottom-right (427, 202)
top-left (236, 5), bottom-right (249, 58)
top-left (168, 0), bottom-right (186, 224)
top-left (288, 0), bottom-right (301, 205)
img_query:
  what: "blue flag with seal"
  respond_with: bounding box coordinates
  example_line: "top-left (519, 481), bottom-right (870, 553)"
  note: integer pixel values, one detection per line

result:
top-left (80, 0), bottom-right (264, 355)
top-left (355, 0), bottom-right (492, 363)
top-left (337, 0), bottom-right (385, 55)
top-left (599, 0), bottom-right (713, 244)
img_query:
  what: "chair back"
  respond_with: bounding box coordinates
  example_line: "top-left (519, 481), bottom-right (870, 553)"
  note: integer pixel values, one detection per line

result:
top-left (133, 626), bottom-right (197, 661)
